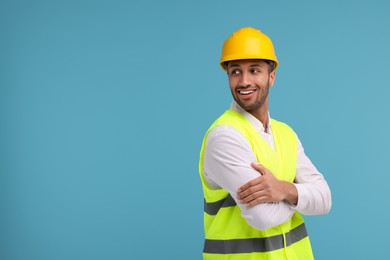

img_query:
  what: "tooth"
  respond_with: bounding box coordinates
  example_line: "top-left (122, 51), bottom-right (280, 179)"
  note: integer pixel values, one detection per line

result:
top-left (240, 90), bottom-right (253, 94)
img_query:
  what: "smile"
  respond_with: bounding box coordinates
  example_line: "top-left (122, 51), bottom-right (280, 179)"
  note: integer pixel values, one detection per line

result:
top-left (238, 89), bottom-right (256, 95)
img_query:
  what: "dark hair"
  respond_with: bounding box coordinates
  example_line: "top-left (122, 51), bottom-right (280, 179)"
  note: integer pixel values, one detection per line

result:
top-left (224, 60), bottom-right (276, 73)
top-left (265, 60), bottom-right (276, 72)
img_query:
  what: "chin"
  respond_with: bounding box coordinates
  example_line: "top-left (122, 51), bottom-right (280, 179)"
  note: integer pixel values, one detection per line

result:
top-left (238, 100), bottom-right (256, 109)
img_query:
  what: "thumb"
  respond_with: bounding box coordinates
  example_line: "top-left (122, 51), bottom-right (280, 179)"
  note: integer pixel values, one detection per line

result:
top-left (251, 162), bottom-right (266, 175)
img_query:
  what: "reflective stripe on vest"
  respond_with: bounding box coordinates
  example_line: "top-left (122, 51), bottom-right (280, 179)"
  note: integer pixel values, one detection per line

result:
top-left (204, 194), bottom-right (236, 215)
top-left (204, 223), bottom-right (308, 254)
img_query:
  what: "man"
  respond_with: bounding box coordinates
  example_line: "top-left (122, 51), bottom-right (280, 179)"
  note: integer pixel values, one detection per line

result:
top-left (199, 27), bottom-right (332, 259)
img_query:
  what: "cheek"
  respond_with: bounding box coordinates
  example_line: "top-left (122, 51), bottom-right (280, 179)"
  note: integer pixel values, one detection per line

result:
top-left (257, 77), bottom-right (269, 87)
top-left (228, 79), bottom-right (235, 89)
top-left (229, 85), bottom-right (235, 94)
top-left (228, 76), bottom-right (239, 87)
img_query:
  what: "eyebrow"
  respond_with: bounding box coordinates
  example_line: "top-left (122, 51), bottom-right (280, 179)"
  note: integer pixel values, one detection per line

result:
top-left (228, 63), bottom-right (264, 69)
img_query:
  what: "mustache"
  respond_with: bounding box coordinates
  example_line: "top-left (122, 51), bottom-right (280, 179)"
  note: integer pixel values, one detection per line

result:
top-left (236, 85), bottom-right (258, 90)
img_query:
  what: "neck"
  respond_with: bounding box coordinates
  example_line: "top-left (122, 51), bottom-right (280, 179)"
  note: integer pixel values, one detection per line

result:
top-left (249, 110), bottom-right (269, 132)
top-left (247, 99), bottom-right (269, 132)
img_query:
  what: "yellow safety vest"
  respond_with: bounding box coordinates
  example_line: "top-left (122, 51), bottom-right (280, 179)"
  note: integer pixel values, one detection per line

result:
top-left (199, 109), bottom-right (314, 260)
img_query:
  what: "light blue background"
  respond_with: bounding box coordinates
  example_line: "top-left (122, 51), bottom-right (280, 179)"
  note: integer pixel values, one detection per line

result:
top-left (1, 0), bottom-right (389, 259)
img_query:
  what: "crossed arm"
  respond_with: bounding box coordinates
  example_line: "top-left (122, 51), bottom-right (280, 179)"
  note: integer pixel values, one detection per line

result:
top-left (203, 125), bottom-right (332, 230)
top-left (238, 163), bottom-right (299, 207)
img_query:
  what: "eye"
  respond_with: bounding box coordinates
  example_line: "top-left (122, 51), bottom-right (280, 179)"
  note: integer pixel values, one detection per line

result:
top-left (229, 69), bottom-right (240, 75)
top-left (251, 68), bottom-right (261, 74)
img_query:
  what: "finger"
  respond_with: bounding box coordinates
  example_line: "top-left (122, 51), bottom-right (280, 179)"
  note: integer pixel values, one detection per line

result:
top-left (251, 163), bottom-right (272, 175)
top-left (250, 162), bottom-right (264, 173)
top-left (251, 163), bottom-right (270, 177)
top-left (246, 197), bottom-right (269, 208)
top-left (239, 190), bottom-right (267, 203)
top-left (237, 177), bottom-right (262, 193)
top-left (237, 183), bottom-right (263, 199)
top-left (243, 195), bottom-right (272, 208)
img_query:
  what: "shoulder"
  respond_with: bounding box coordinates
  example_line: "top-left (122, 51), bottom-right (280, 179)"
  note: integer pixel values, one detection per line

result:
top-left (207, 124), bottom-right (245, 143)
top-left (203, 125), bottom-right (252, 155)
top-left (205, 109), bottom-right (246, 141)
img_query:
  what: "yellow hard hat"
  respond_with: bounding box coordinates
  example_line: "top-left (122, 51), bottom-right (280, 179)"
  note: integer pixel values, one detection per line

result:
top-left (220, 27), bottom-right (278, 71)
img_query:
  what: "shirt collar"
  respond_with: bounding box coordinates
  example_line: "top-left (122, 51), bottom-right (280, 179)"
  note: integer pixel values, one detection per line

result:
top-left (230, 101), bottom-right (271, 134)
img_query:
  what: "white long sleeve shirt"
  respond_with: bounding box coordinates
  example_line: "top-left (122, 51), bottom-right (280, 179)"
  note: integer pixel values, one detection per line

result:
top-left (202, 101), bottom-right (332, 230)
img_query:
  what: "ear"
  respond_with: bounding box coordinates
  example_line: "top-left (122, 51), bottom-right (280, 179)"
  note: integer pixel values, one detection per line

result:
top-left (269, 71), bottom-right (276, 87)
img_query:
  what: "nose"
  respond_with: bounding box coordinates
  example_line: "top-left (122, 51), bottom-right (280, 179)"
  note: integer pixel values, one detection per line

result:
top-left (239, 71), bottom-right (251, 87)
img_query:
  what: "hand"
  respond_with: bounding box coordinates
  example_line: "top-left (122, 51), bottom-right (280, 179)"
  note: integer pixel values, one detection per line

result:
top-left (237, 163), bottom-right (298, 208)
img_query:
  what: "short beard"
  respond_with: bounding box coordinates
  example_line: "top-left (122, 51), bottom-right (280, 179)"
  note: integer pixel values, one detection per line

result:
top-left (233, 83), bottom-right (270, 113)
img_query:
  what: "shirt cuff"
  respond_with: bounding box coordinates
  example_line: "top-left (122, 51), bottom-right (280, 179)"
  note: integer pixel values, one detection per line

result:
top-left (292, 184), bottom-right (310, 213)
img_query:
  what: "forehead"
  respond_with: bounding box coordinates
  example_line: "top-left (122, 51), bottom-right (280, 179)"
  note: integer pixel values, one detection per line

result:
top-left (228, 59), bottom-right (268, 68)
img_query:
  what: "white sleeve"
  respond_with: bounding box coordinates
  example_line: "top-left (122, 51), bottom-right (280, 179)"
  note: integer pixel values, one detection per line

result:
top-left (293, 138), bottom-right (332, 215)
top-left (203, 125), bottom-right (295, 230)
